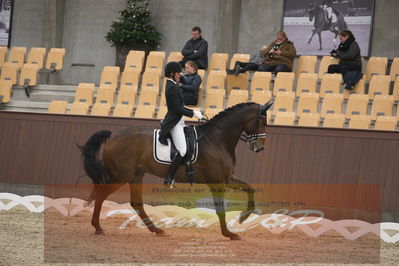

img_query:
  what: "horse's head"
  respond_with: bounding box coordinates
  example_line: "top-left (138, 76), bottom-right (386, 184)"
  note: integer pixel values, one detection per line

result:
top-left (243, 102), bottom-right (273, 153)
top-left (308, 3), bottom-right (316, 21)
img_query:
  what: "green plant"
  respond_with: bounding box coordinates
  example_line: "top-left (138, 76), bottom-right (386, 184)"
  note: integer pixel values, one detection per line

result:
top-left (105, 0), bottom-right (161, 48)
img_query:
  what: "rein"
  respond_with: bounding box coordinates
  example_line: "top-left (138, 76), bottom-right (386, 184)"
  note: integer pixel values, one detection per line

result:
top-left (195, 106), bottom-right (267, 145)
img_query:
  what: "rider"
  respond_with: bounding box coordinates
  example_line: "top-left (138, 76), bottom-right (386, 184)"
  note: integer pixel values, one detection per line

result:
top-left (322, 0), bottom-right (337, 30)
top-left (159, 61), bottom-right (203, 186)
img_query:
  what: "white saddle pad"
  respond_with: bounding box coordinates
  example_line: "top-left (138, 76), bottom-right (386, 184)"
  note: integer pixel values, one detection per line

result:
top-left (153, 129), bottom-right (199, 165)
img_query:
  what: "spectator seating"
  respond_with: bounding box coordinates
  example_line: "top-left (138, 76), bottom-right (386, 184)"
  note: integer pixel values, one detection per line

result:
top-left (365, 57), bottom-right (387, 80)
top-left (27, 47), bottom-right (46, 69)
top-left (167, 51), bottom-right (183, 63)
top-left (250, 71), bottom-right (271, 95)
top-left (48, 100), bottom-right (68, 114)
top-left (296, 73), bottom-right (318, 96)
top-left (273, 72), bottom-right (294, 96)
top-left (145, 54), bottom-right (164, 74)
top-left (208, 53), bottom-right (229, 71)
top-left (7, 47), bottom-right (26, 69)
top-left (99, 66), bottom-right (120, 90)
top-left (389, 57), bottom-right (399, 81)
top-left (125, 50), bottom-right (145, 72)
top-left (348, 115), bottom-right (371, 129)
top-left (69, 101), bottom-right (90, 115)
top-left (318, 56), bottom-right (339, 79)
top-left (368, 75), bottom-right (390, 100)
top-left (45, 48), bottom-right (66, 71)
top-left (323, 113), bottom-right (346, 128)
top-left (135, 104), bottom-right (155, 118)
top-left (374, 116), bottom-right (397, 131)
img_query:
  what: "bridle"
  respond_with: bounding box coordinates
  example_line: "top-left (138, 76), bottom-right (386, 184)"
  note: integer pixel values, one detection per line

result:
top-left (198, 104), bottom-right (268, 151)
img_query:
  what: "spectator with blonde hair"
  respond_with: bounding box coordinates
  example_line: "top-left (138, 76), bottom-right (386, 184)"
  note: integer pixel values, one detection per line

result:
top-left (258, 31), bottom-right (296, 73)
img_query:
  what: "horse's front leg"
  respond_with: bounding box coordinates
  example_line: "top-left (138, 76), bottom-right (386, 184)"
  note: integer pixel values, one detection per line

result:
top-left (129, 174), bottom-right (165, 236)
top-left (209, 184), bottom-right (241, 240)
top-left (308, 30), bottom-right (316, 44)
top-left (225, 177), bottom-right (256, 224)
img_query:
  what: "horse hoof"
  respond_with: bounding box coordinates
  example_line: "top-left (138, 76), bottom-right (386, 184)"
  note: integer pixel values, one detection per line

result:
top-left (95, 229), bottom-right (104, 235)
top-left (154, 229), bottom-right (167, 237)
top-left (229, 234), bottom-right (241, 241)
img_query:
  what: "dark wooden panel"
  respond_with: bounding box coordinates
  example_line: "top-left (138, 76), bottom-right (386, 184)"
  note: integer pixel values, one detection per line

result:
top-left (0, 111), bottom-right (398, 211)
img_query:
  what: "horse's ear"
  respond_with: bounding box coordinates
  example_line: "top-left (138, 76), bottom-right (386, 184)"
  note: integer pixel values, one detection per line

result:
top-left (261, 101), bottom-right (273, 114)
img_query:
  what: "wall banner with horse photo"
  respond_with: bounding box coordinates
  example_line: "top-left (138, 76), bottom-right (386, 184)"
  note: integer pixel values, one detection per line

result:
top-left (0, 0), bottom-right (13, 47)
top-left (282, 0), bottom-right (375, 56)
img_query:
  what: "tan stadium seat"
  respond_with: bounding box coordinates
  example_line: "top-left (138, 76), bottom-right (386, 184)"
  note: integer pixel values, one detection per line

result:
top-left (91, 102), bottom-right (111, 116)
top-left (149, 51), bottom-right (166, 59)
top-left (167, 51), bottom-right (183, 63)
top-left (274, 112), bottom-right (296, 126)
top-left (229, 53), bottom-right (251, 69)
top-left (157, 105), bottom-right (168, 119)
top-left (135, 104), bottom-right (156, 118)
top-left (113, 103), bottom-right (134, 118)
top-left (297, 93), bottom-right (319, 117)
top-left (296, 73), bottom-right (318, 96)
top-left (0, 63), bottom-right (18, 85)
top-left (198, 69), bottom-right (205, 89)
top-left (125, 51), bottom-right (144, 73)
top-left (45, 48), bottom-right (66, 71)
top-left (7, 47), bottom-right (26, 69)
top-left (69, 101), bottom-right (90, 115)
top-left (0, 46), bottom-right (7, 68)
top-left (370, 95), bottom-right (394, 120)
top-left (295, 55), bottom-right (317, 77)
top-left (95, 87), bottom-right (114, 105)
top-left (208, 53), bottom-right (229, 71)
top-left (318, 56), bottom-right (339, 79)
top-left (205, 89), bottom-right (225, 109)
top-left (323, 113), bottom-right (345, 128)
top-left (27, 47), bottom-right (46, 69)
top-left (374, 116), bottom-right (397, 131)
top-left (343, 76), bottom-right (365, 99)
top-left (365, 57), bottom-right (388, 80)
top-left (0, 80), bottom-right (13, 103)
top-left (205, 71), bottom-right (226, 91)
top-left (227, 72), bottom-right (249, 92)
top-left (117, 88), bottom-right (136, 105)
top-left (204, 107), bottom-right (224, 119)
top-left (74, 83), bottom-right (95, 104)
top-left (348, 115), bottom-right (371, 129)
top-left (19, 64), bottom-right (39, 86)
top-left (273, 72), bottom-right (295, 96)
top-left (368, 75), bottom-right (390, 100)
top-left (138, 89), bottom-right (157, 106)
top-left (251, 90), bottom-right (272, 105)
top-left (298, 113), bottom-right (320, 127)
top-left (145, 54), bottom-right (164, 74)
top-left (321, 93), bottom-right (343, 118)
top-left (48, 100), bottom-right (68, 114)
top-left (250, 71), bottom-right (272, 95)
top-left (389, 57), bottom-right (399, 81)
top-left (345, 94), bottom-right (369, 119)
top-left (273, 91), bottom-right (295, 114)
top-left (393, 77), bottom-right (399, 101)
top-left (141, 71), bottom-right (161, 92)
top-left (319, 74), bottom-right (342, 98)
top-left (100, 66), bottom-right (120, 90)
top-left (227, 90), bottom-right (248, 107)
top-left (120, 69), bottom-right (139, 90)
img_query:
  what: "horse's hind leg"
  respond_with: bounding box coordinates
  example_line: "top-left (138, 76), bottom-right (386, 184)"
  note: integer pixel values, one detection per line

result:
top-left (308, 30), bottom-right (316, 44)
top-left (318, 32), bottom-right (323, 50)
top-left (225, 176), bottom-right (256, 224)
top-left (91, 183), bottom-right (124, 234)
top-left (129, 173), bottom-right (165, 236)
top-left (209, 184), bottom-right (241, 240)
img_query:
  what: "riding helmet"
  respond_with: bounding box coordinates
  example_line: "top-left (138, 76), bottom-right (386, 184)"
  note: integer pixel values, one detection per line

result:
top-left (164, 61), bottom-right (182, 78)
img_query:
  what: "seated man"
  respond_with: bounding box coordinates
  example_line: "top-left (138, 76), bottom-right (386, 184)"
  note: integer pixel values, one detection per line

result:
top-left (179, 26), bottom-right (208, 70)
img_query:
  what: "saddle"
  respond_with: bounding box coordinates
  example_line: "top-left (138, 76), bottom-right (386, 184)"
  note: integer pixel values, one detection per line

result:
top-left (153, 127), bottom-right (199, 183)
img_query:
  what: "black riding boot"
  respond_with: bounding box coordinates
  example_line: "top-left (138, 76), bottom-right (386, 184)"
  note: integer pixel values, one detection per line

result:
top-left (164, 151), bottom-right (183, 187)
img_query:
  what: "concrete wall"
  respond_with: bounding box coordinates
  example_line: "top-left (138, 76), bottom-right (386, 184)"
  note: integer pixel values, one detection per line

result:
top-left (8, 0), bottom-right (399, 85)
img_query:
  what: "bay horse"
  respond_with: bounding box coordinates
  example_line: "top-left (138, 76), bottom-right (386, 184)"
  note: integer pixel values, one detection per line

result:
top-left (307, 4), bottom-right (348, 50)
top-left (80, 102), bottom-right (273, 240)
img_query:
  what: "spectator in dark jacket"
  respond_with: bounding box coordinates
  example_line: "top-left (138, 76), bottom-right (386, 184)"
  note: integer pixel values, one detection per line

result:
top-left (179, 60), bottom-right (201, 106)
top-left (328, 30), bottom-right (363, 89)
top-left (179, 26), bottom-right (208, 69)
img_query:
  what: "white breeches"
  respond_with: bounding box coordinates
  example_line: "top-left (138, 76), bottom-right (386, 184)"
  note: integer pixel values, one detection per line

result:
top-left (170, 117), bottom-right (187, 157)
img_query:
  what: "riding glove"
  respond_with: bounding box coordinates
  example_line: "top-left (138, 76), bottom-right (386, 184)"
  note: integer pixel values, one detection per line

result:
top-left (193, 110), bottom-right (203, 119)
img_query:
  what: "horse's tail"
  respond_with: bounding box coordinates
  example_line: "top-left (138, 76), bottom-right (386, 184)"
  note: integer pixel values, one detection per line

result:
top-left (79, 130), bottom-right (112, 185)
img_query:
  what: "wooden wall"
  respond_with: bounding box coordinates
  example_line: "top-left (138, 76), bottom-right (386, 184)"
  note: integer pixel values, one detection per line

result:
top-left (0, 111), bottom-right (398, 211)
